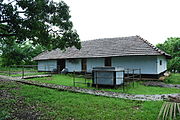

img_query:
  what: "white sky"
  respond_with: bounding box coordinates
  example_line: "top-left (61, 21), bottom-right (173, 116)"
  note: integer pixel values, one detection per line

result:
top-left (56, 0), bottom-right (180, 45)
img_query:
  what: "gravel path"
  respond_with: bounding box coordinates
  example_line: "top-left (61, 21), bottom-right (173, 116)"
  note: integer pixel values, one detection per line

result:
top-left (0, 75), bottom-right (179, 101)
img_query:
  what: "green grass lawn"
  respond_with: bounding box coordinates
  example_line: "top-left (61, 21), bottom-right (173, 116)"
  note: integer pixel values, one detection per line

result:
top-left (0, 71), bottom-right (48, 77)
top-left (11, 72), bottom-right (48, 77)
top-left (0, 80), bottom-right (163, 120)
top-left (165, 73), bottom-right (180, 84)
top-left (28, 74), bottom-right (180, 95)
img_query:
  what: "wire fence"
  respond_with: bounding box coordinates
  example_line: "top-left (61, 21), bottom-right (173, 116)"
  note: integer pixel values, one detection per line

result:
top-left (72, 68), bottom-right (142, 91)
top-left (0, 65), bottom-right (142, 92)
top-left (0, 65), bottom-right (56, 79)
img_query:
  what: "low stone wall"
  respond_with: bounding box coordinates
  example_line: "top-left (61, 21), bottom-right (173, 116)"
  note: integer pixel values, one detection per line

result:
top-left (0, 75), bottom-right (180, 101)
top-left (16, 80), bottom-right (179, 101)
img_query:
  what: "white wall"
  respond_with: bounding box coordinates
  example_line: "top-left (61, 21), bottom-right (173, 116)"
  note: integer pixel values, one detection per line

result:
top-left (87, 58), bottom-right (104, 72)
top-left (38, 60), bottom-right (57, 71)
top-left (37, 55), bottom-right (167, 74)
top-left (157, 56), bottom-right (167, 74)
top-left (112, 56), bottom-right (157, 74)
top-left (66, 58), bottom-right (104, 72)
top-left (66, 59), bottom-right (81, 72)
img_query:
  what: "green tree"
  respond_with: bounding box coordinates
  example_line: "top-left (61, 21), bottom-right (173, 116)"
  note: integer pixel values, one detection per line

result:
top-left (0, 0), bottom-right (81, 50)
top-left (0, 38), bottom-right (46, 66)
top-left (156, 38), bottom-right (180, 72)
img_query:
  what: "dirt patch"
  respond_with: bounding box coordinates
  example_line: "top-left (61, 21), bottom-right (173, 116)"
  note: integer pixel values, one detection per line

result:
top-left (167, 96), bottom-right (180, 103)
top-left (0, 78), bottom-right (43, 120)
top-left (142, 81), bottom-right (180, 89)
top-left (132, 105), bottom-right (141, 110)
top-left (10, 97), bottom-right (42, 120)
top-left (0, 79), bottom-right (20, 99)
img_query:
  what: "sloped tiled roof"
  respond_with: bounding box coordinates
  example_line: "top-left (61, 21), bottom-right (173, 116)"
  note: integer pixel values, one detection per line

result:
top-left (33, 35), bottom-right (171, 60)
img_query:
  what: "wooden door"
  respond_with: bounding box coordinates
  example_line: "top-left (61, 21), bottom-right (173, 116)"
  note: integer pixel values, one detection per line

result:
top-left (81, 59), bottom-right (87, 72)
top-left (57, 59), bottom-right (65, 72)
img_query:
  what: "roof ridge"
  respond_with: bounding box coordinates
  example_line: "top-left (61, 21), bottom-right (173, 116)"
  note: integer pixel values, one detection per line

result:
top-left (136, 35), bottom-right (170, 56)
top-left (81, 36), bottom-right (137, 42)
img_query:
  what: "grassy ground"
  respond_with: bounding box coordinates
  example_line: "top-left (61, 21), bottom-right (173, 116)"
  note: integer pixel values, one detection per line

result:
top-left (28, 74), bottom-right (180, 95)
top-left (0, 71), bottom-right (48, 77)
top-left (0, 67), bottom-right (40, 76)
top-left (0, 79), bottom-right (163, 120)
top-left (10, 72), bottom-right (48, 77)
top-left (165, 73), bottom-right (180, 84)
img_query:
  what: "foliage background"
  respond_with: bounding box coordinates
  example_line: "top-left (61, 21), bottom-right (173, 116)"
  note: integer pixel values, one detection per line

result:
top-left (0, 0), bottom-right (81, 66)
top-left (156, 37), bottom-right (180, 72)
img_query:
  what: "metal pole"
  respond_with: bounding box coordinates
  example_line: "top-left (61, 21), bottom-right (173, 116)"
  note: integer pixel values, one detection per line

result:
top-left (139, 68), bottom-right (142, 81)
top-left (73, 71), bottom-right (75, 86)
top-left (92, 70), bottom-right (94, 87)
top-left (123, 71), bottom-right (125, 92)
top-left (22, 66), bottom-right (24, 79)
top-left (113, 71), bottom-right (116, 87)
top-left (127, 68), bottom-right (129, 78)
top-left (96, 71), bottom-right (98, 89)
top-left (132, 69), bottom-right (134, 88)
top-left (58, 65), bottom-right (60, 74)
top-left (85, 71), bottom-right (87, 84)
top-left (8, 66), bottom-right (11, 76)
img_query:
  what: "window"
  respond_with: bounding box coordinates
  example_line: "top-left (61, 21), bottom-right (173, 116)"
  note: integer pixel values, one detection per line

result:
top-left (160, 60), bottom-right (162, 65)
top-left (105, 57), bottom-right (111, 66)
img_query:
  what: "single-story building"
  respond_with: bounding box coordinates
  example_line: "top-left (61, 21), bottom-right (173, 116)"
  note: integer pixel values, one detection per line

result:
top-left (33, 35), bottom-right (171, 78)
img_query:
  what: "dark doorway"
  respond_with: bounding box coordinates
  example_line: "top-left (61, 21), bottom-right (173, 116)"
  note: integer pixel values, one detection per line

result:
top-left (105, 57), bottom-right (111, 66)
top-left (57, 59), bottom-right (65, 72)
top-left (81, 59), bottom-right (87, 72)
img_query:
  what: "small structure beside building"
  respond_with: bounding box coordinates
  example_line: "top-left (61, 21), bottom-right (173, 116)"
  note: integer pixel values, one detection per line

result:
top-left (33, 35), bottom-right (171, 78)
top-left (92, 67), bottom-right (124, 86)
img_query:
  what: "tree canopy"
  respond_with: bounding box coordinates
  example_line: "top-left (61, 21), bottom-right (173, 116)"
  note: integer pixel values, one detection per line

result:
top-left (156, 37), bottom-right (180, 72)
top-left (0, 0), bottom-right (81, 50)
top-left (0, 37), bottom-right (46, 66)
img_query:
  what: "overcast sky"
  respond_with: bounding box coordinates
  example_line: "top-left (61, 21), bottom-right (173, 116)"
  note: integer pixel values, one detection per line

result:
top-left (56, 0), bottom-right (180, 45)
